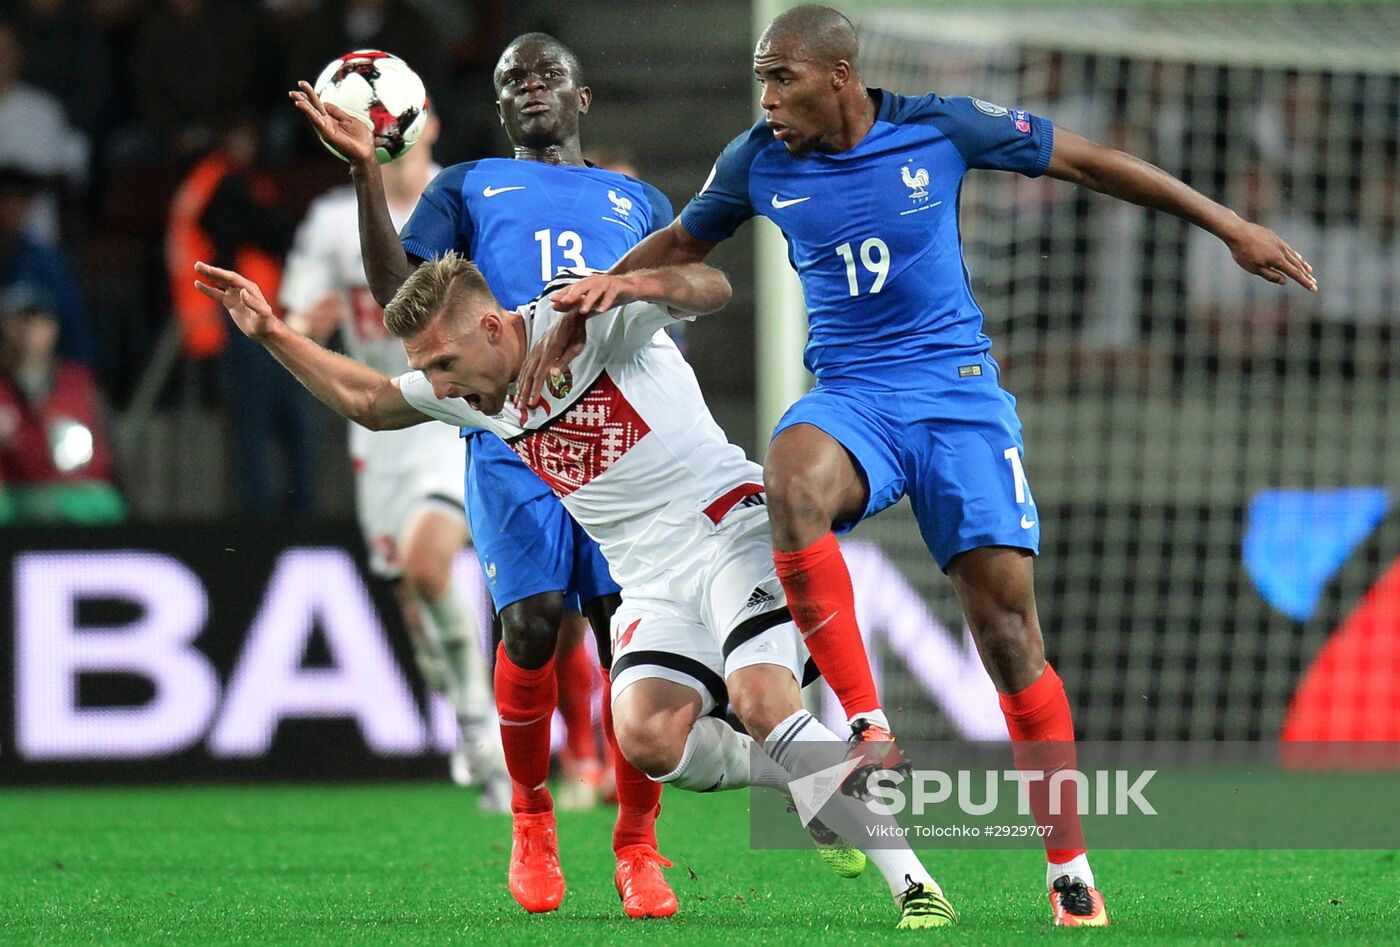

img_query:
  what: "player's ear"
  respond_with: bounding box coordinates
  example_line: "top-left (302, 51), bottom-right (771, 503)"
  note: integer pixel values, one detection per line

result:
top-left (831, 60), bottom-right (852, 91)
top-left (495, 96), bottom-right (504, 126)
top-left (576, 85), bottom-right (592, 115)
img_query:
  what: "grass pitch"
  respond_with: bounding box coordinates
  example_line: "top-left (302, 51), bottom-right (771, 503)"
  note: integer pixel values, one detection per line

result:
top-left (2, 783), bottom-right (1395, 944)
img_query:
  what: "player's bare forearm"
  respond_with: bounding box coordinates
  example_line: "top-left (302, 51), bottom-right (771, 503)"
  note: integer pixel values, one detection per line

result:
top-left (551, 265), bottom-right (730, 319)
top-left (259, 319), bottom-right (426, 431)
top-left (626, 264), bottom-right (731, 315)
top-left (349, 160), bottom-right (415, 305)
top-left (1047, 128), bottom-right (1315, 290)
top-left (609, 219), bottom-right (717, 275)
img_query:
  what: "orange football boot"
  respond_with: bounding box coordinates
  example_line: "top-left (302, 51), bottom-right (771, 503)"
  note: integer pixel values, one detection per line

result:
top-left (613, 844), bottom-right (679, 919)
top-left (508, 811), bottom-right (565, 913)
top-left (1049, 875), bottom-right (1109, 927)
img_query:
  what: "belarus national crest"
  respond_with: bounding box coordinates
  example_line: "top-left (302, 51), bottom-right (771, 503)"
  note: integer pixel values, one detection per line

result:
top-left (546, 367), bottom-right (574, 399)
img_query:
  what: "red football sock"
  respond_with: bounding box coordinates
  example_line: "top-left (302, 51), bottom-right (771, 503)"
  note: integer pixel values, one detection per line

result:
top-left (494, 642), bottom-right (557, 816)
top-left (999, 664), bottom-right (1086, 863)
top-left (555, 637), bottom-right (600, 766)
top-left (773, 532), bottom-right (882, 721)
top-left (601, 670), bottom-right (660, 853)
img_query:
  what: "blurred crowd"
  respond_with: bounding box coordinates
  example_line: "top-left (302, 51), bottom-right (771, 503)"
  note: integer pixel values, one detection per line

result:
top-left (0, 0), bottom-right (507, 522)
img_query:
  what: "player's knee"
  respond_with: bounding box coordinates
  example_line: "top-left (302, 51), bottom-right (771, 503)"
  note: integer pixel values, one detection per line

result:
top-left (499, 600), bottom-right (564, 669)
top-left (613, 707), bottom-right (691, 778)
top-left (763, 464), bottom-right (835, 539)
top-left (728, 673), bottom-right (800, 743)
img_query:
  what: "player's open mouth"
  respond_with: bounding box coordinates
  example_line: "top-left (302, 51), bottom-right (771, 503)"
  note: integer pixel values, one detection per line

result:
top-left (521, 101), bottom-right (550, 114)
top-left (768, 123), bottom-right (789, 141)
top-left (465, 395), bottom-right (482, 409)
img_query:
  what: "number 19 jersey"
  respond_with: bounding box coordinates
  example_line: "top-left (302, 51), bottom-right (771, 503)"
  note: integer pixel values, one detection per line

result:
top-left (679, 90), bottom-right (1053, 389)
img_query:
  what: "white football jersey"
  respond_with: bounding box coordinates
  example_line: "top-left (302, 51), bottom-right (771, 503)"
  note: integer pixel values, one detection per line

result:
top-left (280, 170), bottom-right (464, 473)
top-left (397, 273), bottom-right (763, 590)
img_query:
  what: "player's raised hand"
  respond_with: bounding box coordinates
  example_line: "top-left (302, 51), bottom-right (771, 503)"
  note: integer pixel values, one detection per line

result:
top-left (1223, 219), bottom-right (1318, 292)
top-left (516, 312), bottom-right (588, 420)
top-left (289, 80), bottom-right (375, 165)
top-left (193, 262), bottom-right (278, 340)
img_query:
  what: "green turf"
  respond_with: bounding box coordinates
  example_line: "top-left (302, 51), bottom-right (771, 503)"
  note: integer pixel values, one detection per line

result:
top-left (1, 784), bottom-right (1395, 944)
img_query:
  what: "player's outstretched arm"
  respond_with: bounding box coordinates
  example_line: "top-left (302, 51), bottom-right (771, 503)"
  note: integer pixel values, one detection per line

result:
top-left (289, 81), bottom-right (414, 305)
top-left (1046, 128), bottom-right (1317, 292)
top-left (193, 262), bottom-right (428, 432)
top-left (516, 265), bottom-right (730, 411)
top-left (609, 219), bottom-right (718, 275)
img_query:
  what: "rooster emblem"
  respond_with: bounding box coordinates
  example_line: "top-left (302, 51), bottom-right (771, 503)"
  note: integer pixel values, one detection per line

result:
top-left (608, 189), bottom-right (633, 217)
top-left (901, 165), bottom-right (929, 201)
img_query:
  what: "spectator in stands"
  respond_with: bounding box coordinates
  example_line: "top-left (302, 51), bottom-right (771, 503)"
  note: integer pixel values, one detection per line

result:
top-left (0, 18), bottom-right (89, 244)
top-left (166, 117), bottom-right (318, 516)
top-left (0, 285), bottom-right (125, 524)
top-left (0, 165), bottom-right (94, 365)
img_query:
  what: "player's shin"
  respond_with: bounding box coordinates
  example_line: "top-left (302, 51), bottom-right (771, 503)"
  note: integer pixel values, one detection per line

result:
top-left (764, 709), bottom-right (940, 900)
top-left (997, 664), bottom-right (1095, 881)
top-left (494, 642), bottom-right (557, 815)
top-left (419, 589), bottom-right (492, 720)
top-left (772, 533), bottom-right (886, 729)
top-left (601, 671), bottom-right (661, 853)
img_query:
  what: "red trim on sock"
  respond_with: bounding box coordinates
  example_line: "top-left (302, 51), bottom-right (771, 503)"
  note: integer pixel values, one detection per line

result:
top-left (999, 665), bottom-right (1086, 863)
top-left (495, 642), bottom-right (557, 816)
top-left (773, 532), bottom-right (881, 720)
top-left (601, 670), bottom-right (660, 853)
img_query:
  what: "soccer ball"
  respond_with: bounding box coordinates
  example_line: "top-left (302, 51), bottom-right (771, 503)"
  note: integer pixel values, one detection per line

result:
top-left (312, 50), bottom-right (428, 164)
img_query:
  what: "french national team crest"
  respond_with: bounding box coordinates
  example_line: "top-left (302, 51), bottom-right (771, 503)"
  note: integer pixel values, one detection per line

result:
top-left (607, 189), bottom-right (633, 217)
top-left (546, 367), bottom-right (574, 399)
top-left (900, 163), bottom-right (930, 201)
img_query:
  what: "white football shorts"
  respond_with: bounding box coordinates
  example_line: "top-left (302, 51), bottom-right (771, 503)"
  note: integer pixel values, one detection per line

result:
top-left (608, 502), bottom-right (811, 714)
top-left (353, 423), bottom-right (468, 579)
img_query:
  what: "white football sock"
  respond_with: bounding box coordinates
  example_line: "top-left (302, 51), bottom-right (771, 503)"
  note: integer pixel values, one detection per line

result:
top-left (848, 709), bottom-right (891, 732)
top-left (654, 716), bottom-right (762, 792)
top-left (418, 590), bottom-right (491, 721)
top-left (764, 709), bottom-right (937, 899)
top-left (1048, 853), bottom-right (1095, 890)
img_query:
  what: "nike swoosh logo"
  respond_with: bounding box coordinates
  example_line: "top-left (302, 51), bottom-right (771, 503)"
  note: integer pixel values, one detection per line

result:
top-left (801, 611), bottom-right (839, 640)
top-left (482, 185), bottom-right (526, 197)
top-left (1021, 514), bottom-right (1036, 529)
top-left (771, 195), bottom-right (811, 209)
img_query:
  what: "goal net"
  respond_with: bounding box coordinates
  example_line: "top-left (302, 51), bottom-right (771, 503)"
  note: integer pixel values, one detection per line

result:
top-left (814, 1), bottom-right (1400, 742)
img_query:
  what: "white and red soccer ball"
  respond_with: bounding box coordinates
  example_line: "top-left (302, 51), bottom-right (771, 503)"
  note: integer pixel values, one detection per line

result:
top-left (313, 50), bottom-right (428, 164)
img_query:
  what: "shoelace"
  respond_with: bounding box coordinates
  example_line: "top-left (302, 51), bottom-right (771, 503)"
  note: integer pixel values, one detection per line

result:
top-left (618, 846), bottom-right (672, 871)
top-left (1052, 875), bottom-right (1096, 916)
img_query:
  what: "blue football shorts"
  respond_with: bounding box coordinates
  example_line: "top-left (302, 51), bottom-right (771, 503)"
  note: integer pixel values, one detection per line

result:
top-left (771, 352), bottom-right (1040, 571)
top-left (463, 431), bottom-right (621, 612)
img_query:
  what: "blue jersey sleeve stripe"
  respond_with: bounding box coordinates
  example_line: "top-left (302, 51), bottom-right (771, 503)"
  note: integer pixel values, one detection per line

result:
top-left (1031, 117), bottom-right (1054, 178)
top-left (399, 160), bottom-right (475, 259)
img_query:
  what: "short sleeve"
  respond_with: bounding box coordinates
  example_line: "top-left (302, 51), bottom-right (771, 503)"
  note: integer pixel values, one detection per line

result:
top-left (905, 94), bottom-right (1054, 178)
top-left (400, 162), bottom-right (474, 261)
top-left (640, 181), bottom-right (674, 234)
top-left (678, 121), bottom-right (768, 242)
top-left (279, 200), bottom-right (339, 313)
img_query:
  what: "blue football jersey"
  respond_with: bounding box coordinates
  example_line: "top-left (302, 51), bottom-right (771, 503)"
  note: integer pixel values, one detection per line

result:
top-left (401, 158), bottom-right (673, 309)
top-left (680, 90), bottom-right (1053, 388)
